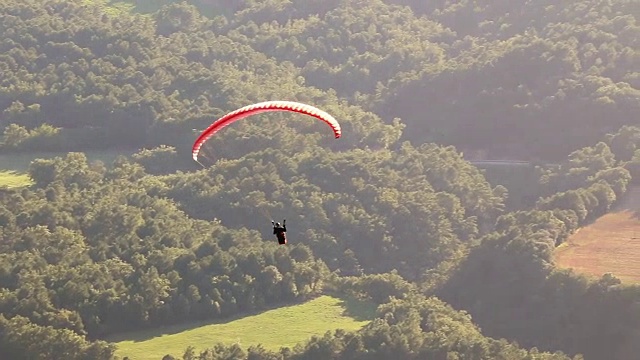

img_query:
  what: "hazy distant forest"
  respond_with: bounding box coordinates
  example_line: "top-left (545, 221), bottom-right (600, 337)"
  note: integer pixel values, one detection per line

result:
top-left (1, 0), bottom-right (639, 359)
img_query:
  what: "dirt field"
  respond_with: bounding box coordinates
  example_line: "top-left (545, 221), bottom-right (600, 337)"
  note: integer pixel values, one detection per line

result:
top-left (554, 186), bottom-right (640, 284)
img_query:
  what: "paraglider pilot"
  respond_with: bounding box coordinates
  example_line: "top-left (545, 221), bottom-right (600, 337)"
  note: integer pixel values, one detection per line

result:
top-left (272, 220), bottom-right (287, 245)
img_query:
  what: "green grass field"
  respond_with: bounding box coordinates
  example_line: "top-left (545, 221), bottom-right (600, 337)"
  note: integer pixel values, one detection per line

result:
top-left (108, 295), bottom-right (376, 360)
top-left (79, 0), bottom-right (136, 16)
top-left (0, 170), bottom-right (32, 188)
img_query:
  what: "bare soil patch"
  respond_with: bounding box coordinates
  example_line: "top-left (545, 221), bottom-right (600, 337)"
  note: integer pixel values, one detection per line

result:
top-left (554, 187), bottom-right (640, 283)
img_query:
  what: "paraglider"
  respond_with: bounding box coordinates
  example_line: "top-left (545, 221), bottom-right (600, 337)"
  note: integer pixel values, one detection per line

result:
top-left (191, 100), bottom-right (342, 164)
top-left (192, 101), bottom-right (339, 245)
top-left (272, 219), bottom-right (287, 245)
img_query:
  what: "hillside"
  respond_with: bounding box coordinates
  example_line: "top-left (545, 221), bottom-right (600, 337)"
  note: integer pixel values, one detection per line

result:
top-left (1, 0), bottom-right (640, 360)
top-left (554, 186), bottom-right (640, 284)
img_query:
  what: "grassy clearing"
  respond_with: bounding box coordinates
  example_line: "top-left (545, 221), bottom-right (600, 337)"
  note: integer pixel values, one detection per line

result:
top-left (79, 0), bottom-right (173, 15)
top-left (79, 0), bottom-right (136, 16)
top-left (108, 295), bottom-right (376, 360)
top-left (554, 186), bottom-right (640, 284)
top-left (0, 170), bottom-right (32, 188)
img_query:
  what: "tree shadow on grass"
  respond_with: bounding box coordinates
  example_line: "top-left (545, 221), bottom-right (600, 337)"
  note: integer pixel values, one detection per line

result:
top-left (104, 299), bottom-right (308, 344)
top-left (336, 295), bottom-right (377, 322)
top-left (105, 294), bottom-right (377, 344)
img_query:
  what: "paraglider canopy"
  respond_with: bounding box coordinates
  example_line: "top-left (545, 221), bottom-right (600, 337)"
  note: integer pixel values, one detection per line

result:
top-left (192, 100), bottom-right (342, 163)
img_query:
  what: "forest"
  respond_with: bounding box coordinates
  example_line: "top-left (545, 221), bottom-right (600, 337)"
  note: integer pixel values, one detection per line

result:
top-left (0, 0), bottom-right (639, 359)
